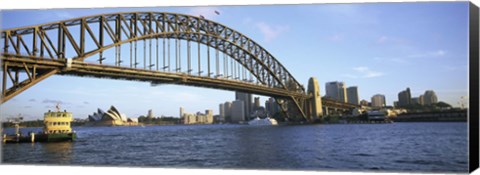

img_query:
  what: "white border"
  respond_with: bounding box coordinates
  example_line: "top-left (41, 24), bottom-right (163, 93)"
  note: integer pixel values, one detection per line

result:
top-left (0, 0), bottom-right (479, 175)
top-left (0, 0), bottom-right (472, 10)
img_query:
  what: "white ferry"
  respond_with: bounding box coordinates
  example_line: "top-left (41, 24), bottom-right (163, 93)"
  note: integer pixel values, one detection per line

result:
top-left (247, 117), bottom-right (278, 126)
top-left (367, 110), bottom-right (387, 121)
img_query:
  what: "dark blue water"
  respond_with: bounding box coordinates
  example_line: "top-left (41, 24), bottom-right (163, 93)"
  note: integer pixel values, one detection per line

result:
top-left (1, 122), bottom-right (468, 172)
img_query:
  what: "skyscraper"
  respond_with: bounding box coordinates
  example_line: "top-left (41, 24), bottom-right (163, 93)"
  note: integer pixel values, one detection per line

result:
top-left (147, 109), bottom-right (154, 118)
top-left (223, 101), bottom-right (233, 122)
top-left (254, 97), bottom-right (261, 109)
top-left (265, 98), bottom-right (280, 115)
top-left (411, 97), bottom-right (420, 105)
top-left (371, 94), bottom-right (386, 108)
top-left (423, 90), bottom-right (438, 105)
top-left (325, 81), bottom-right (347, 102)
top-left (346, 86), bottom-right (359, 105)
top-left (419, 95), bottom-right (425, 105)
top-left (235, 92), bottom-right (252, 120)
top-left (398, 87), bottom-right (412, 107)
top-left (231, 100), bottom-right (245, 123)
top-left (219, 103), bottom-right (225, 121)
top-left (179, 107), bottom-right (184, 118)
top-left (224, 101), bottom-right (232, 118)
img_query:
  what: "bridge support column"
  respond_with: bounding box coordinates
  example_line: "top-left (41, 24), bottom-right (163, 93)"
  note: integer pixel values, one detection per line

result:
top-left (307, 77), bottom-right (323, 122)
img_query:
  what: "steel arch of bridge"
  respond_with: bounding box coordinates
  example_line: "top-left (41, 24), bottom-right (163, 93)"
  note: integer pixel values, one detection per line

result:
top-left (1, 11), bottom-right (309, 120)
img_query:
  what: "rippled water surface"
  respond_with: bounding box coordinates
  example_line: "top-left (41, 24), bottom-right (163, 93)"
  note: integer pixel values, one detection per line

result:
top-left (2, 122), bottom-right (468, 172)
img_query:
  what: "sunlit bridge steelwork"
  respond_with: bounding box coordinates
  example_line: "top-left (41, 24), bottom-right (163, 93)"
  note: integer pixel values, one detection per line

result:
top-left (1, 12), bottom-right (358, 121)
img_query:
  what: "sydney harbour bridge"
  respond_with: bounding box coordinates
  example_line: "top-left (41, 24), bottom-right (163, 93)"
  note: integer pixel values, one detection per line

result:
top-left (1, 12), bottom-right (358, 122)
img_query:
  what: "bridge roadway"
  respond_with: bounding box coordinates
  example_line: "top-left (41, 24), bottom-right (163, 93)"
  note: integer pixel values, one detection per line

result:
top-left (2, 56), bottom-right (359, 110)
top-left (2, 56), bottom-right (306, 99)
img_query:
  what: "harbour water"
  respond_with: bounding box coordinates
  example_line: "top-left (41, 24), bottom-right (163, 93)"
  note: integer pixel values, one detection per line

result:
top-left (1, 122), bottom-right (468, 173)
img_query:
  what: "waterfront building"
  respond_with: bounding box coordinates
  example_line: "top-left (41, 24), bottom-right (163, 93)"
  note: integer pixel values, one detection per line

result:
top-left (346, 86), bottom-right (359, 105)
top-left (371, 94), bottom-right (386, 108)
top-left (398, 88), bottom-right (412, 107)
top-left (179, 107), bottom-right (184, 118)
top-left (224, 101), bottom-right (232, 121)
top-left (411, 97), bottom-right (420, 105)
top-left (265, 98), bottom-right (280, 115)
top-left (182, 109), bottom-right (214, 124)
top-left (423, 90), bottom-right (438, 105)
top-left (147, 109), bottom-right (154, 118)
top-left (419, 95), bottom-right (425, 105)
top-left (235, 92), bottom-right (252, 120)
top-left (254, 97), bottom-right (261, 109)
top-left (231, 100), bottom-right (245, 123)
top-left (184, 113), bottom-right (197, 124)
top-left (219, 104), bottom-right (225, 121)
top-left (252, 107), bottom-right (267, 118)
top-left (325, 81), bottom-right (347, 102)
top-left (360, 99), bottom-right (369, 106)
top-left (205, 109), bottom-right (214, 123)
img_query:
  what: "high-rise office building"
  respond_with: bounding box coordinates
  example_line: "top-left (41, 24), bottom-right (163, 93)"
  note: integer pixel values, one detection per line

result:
top-left (231, 100), bottom-right (245, 123)
top-left (419, 95), bottom-right (425, 105)
top-left (411, 97), bottom-right (420, 105)
top-left (179, 107), bottom-right (184, 118)
top-left (254, 97), bottom-right (261, 109)
top-left (346, 86), bottom-right (359, 105)
top-left (423, 90), bottom-right (438, 105)
top-left (325, 81), bottom-right (347, 102)
top-left (235, 92), bottom-right (252, 120)
top-left (219, 103), bottom-right (225, 121)
top-left (224, 101), bottom-right (232, 118)
top-left (265, 97), bottom-right (280, 115)
top-left (147, 109), bottom-right (154, 118)
top-left (371, 94), bottom-right (386, 108)
top-left (398, 87), bottom-right (411, 107)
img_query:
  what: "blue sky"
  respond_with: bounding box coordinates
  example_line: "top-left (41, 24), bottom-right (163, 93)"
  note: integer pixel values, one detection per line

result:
top-left (0, 2), bottom-right (470, 120)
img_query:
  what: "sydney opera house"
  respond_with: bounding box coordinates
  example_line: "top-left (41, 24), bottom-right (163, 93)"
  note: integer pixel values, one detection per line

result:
top-left (87, 106), bottom-right (138, 126)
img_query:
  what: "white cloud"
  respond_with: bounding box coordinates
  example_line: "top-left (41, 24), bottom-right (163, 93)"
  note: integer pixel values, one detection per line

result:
top-left (408, 50), bottom-right (447, 58)
top-left (54, 11), bottom-right (74, 19)
top-left (345, 66), bottom-right (384, 78)
top-left (328, 33), bottom-right (344, 42)
top-left (443, 65), bottom-right (467, 72)
top-left (188, 7), bottom-right (221, 20)
top-left (173, 92), bottom-right (201, 102)
top-left (377, 36), bottom-right (388, 43)
top-left (242, 18), bottom-right (252, 25)
top-left (321, 4), bottom-right (379, 25)
top-left (374, 49), bottom-right (448, 64)
top-left (375, 35), bottom-right (409, 45)
top-left (255, 22), bottom-right (289, 43)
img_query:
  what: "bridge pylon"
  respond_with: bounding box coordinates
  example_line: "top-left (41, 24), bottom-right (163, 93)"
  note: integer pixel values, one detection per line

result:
top-left (306, 77), bottom-right (323, 122)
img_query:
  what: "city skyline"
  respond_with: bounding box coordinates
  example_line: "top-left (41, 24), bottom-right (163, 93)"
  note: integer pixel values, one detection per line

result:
top-left (0, 2), bottom-right (469, 120)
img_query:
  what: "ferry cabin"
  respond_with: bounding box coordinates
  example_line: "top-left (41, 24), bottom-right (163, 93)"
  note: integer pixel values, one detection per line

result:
top-left (44, 110), bottom-right (74, 134)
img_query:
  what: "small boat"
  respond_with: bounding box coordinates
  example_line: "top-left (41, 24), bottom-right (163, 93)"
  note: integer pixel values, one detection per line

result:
top-left (248, 116), bottom-right (278, 126)
top-left (3, 105), bottom-right (77, 143)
